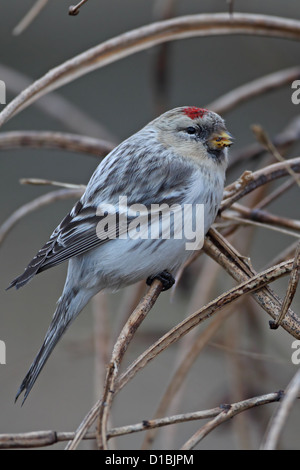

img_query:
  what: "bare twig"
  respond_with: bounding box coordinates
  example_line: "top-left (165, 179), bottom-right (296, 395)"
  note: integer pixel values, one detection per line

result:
top-left (226, 0), bottom-right (235, 15)
top-left (255, 178), bottom-right (296, 210)
top-left (221, 157), bottom-right (300, 212)
top-left (69, 0), bottom-right (89, 16)
top-left (66, 280), bottom-right (163, 450)
top-left (261, 370), bottom-right (300, 450)
top-left (152, 0), bottom-right (176, 114)
top-left (269, 242), bottom-right (300, 329)
top-left (13, 0), bottom-right (49, 36)
top-left (2, 14), bottom-right (300, 128)
top-left (208, 66), bottom-right (300, 115)
top-left (264, 240), bottom-right (300, 269)
top-left (229, 115), bottom-right (300, 170)
top-left (181, 391), bottom-right (283, 450)
top-left (141, 307), bottom-right (233, 449)
top-left (252, 125), bottom-right (300, 187)
top-left (20, 178), bottom-right (85, 190)
top-left (229, 203), bottom-right (300, 233)
top-left (142, 256), bottom-right (221, 449)
top-left (96, 279), bottom-right (163, 450)
top-left (204, 229), bottom-right (300, 338)
top-left (221, 213), bottom-right (300, 239)
top-left (0, 392), bottom-right (282, 449)
top-left (116, 258), bottom-right (296, 393)
top-left (0, 131), bottom-right (114, 158)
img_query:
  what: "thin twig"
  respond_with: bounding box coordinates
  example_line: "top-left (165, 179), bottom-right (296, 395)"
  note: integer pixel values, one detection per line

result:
top-left (221, 157), bottom-right (300, 212)
top-left (255, 178), bottom-right (296, 210)
top-left (261, 370), bottom-right (300, 450)
top-left (229, 203), bottom-right (300, 232)
top-left (229, 115), bottom-right (300, 170)
top-left (263, 240), bottom-right (300, 269)
top-left (142, 256), bottom-right (221, 449)
top-left (269, 242), bottom-right (300, 329)
top-left (66, 280), bottom-right (163, 450)
top-left (96, 279), bottom-right (163, 450)
top-left (12, 0), bottom-right (49, 36)
top-left (0, 392), bottom-right (282, 449)
top-left (208, 66), bottom-right (300, 115)
top-left (204, 229), bottom-right (300, 338)
top-left (180, 391), bottom-right (283, 450)
top-left (252, 125), bottom-right (300, 187)
top-left (141, 307), bottom-right (233, 449)
top-left (221, 213), bottom-right (300, 238)
top-left (20, 178), bottom-right (85, 190)
top-left (0, 131), bottom-right (114, 158)
top-left (69, 0), bottom-right (89, 16)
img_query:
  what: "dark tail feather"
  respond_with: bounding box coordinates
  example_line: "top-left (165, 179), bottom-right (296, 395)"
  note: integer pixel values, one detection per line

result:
top-left (7, 238), bottom-right (56, 290)
top-left (15, 288), bottom-right (85, 405)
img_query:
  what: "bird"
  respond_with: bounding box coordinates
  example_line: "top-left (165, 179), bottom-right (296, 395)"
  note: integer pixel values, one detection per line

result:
top-left (8, 106), bottom-right (233, 404)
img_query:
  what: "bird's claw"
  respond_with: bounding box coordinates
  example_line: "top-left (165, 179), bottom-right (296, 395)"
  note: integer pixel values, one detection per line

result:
top-left (146, 270), bottom-right (175, 291)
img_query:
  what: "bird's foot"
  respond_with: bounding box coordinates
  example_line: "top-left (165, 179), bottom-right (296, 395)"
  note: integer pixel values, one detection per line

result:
top-left (146, 270), bottom-right (175, 291)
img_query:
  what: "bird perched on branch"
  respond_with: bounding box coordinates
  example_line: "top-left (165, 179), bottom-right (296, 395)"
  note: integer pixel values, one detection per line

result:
top-left (8, 106), bottom-right (233, 403)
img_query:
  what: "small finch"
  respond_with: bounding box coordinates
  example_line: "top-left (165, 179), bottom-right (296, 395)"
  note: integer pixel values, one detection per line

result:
top-left (9, 106), bottom-right (232, 403)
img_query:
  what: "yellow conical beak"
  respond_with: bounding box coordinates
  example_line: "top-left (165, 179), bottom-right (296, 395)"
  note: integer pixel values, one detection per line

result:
top-left (209, 131), bottom-right (233, 149)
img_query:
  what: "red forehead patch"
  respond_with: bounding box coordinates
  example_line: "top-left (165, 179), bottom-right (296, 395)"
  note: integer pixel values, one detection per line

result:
top-left (183, 107), bottom-right (208, 119)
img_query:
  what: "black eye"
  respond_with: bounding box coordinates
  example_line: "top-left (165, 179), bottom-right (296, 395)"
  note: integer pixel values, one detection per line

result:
top-left (186, 126), bottom-right (196, 135)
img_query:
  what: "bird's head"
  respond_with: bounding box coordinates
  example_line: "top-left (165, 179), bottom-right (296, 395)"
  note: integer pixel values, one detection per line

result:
top-left (151, 106), bottom-right (233, 168)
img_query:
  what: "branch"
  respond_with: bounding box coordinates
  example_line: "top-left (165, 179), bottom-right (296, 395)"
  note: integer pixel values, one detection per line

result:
top-left (12, 0), bottom-right (49, 36)
top-left (0, 131), bottom-right (114, 158)
top-left (269, 242), bottom-right (300, 329)
top-left (1, 13), bottom-right (300, 127)
top-left (0, 392), bottom-right (282, 449)
top-left (229, 115), bottom-right (300, 169)
top-left (204, 229), bottom-right (300, 338)
top-left (261, 370), bottom-right (300, 450)
top-left (181, 391), bottom-right (283, 450)
top-left (252, 125), bottom-right (300, 187)
top-left (69, 0), bottom-right (89, 16)
top-left (221, 157), bottom-right (300, 212)
top-left (66, 280), bottom-right (164, 450)
top-left (208, 66), bottom-right (300, 115)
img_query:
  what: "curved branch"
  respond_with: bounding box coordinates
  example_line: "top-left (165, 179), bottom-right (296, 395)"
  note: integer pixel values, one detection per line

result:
top-left (0, 131), bottom-right (114, 158)
top-left (261, 370), bottom-right (300, 450)
top-left (1, 13), bottom-right (300, 127)
top-left (221, 157), bottom-right (300, 212)
top-left (208, 66), bottom-right (300, 115)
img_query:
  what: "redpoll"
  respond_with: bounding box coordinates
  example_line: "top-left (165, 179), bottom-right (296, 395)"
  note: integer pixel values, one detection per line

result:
top-left (8, 106), bottom-right (233, 403)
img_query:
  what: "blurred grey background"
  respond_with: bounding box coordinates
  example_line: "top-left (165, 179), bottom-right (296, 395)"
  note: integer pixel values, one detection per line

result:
top-left (0, 0), bottom-right (299, 450)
